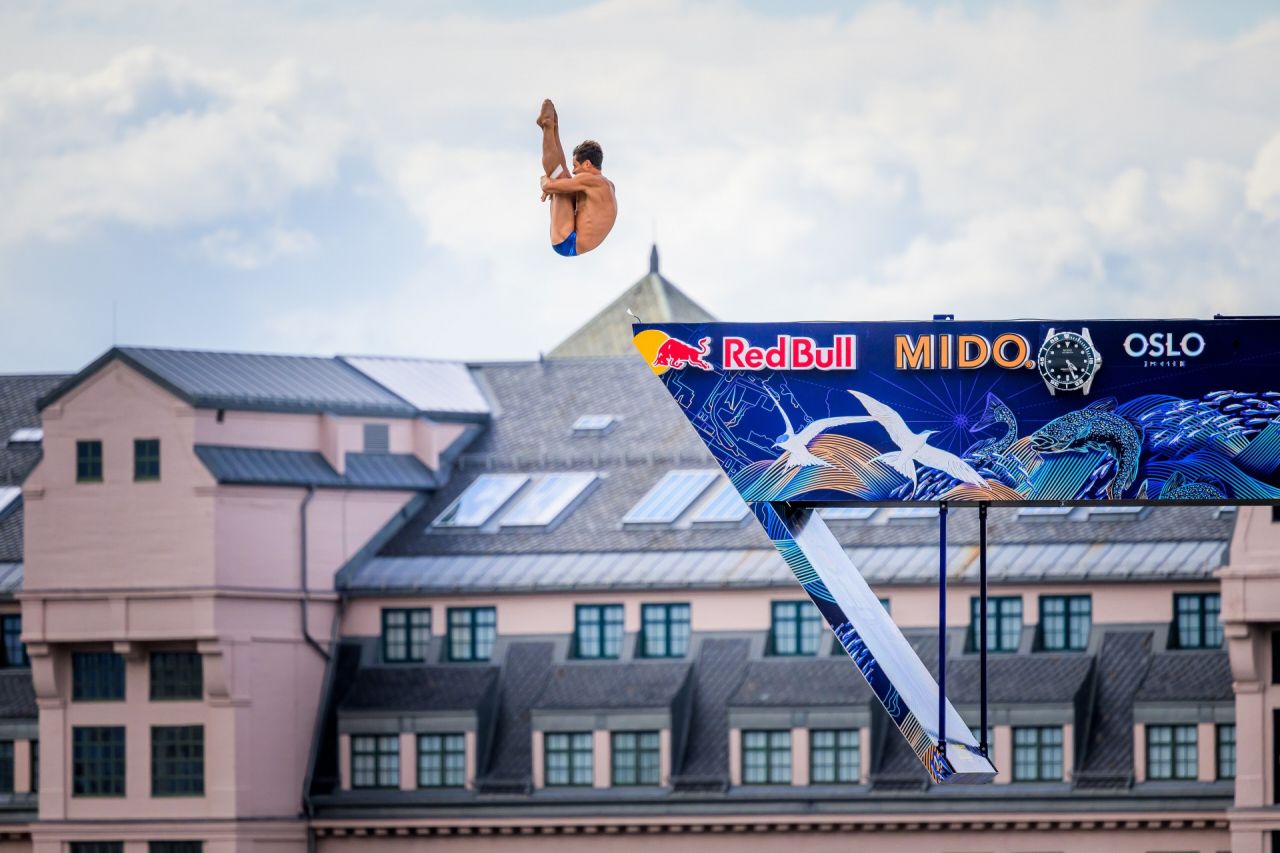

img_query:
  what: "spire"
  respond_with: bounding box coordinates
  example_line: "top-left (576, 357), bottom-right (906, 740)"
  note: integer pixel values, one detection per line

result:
top-left (649, 243), bottom-right (660, 275)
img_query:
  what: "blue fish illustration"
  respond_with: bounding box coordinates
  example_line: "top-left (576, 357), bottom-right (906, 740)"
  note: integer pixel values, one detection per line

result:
top-left (966, 392), bottom-right (1017, 461)
top-left (1029, 399), bottom-right (1144, 499)
top-left (1157, 471), bottom-right (1224, 501)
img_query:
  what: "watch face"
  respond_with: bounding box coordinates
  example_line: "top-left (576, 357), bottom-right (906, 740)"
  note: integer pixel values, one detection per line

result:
top-left (1038, 332), bottom-right (1098, 392)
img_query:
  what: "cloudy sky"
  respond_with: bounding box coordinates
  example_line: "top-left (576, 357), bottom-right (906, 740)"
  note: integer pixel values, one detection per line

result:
top-left (2, 0), bottom-right (1279, 373)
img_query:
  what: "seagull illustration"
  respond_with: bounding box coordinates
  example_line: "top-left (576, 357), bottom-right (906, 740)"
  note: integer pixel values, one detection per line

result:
top-left (847, 390), bottom-right (988, 490)
top-left (762, 385), bottom-right (873, 468)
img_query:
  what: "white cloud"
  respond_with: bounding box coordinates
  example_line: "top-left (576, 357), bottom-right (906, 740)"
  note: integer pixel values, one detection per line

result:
top-left (0, 48), bottom-right (350, 243)
top-left (0, 1), bottom-right (1278, 372)
top-left (197, 225), bottom-right (318, 270)
top-left (1247, 130), bottom-right (1280, 220)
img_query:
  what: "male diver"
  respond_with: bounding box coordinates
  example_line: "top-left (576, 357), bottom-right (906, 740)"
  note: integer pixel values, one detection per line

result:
top-left (537, 99), bottom-right (617, 256)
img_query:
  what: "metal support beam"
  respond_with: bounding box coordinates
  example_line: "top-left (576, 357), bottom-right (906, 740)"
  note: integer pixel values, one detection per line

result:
top-left (979, 502), bottom-right (989, 758)
top-left (938, 501), bottom-right (948, 756)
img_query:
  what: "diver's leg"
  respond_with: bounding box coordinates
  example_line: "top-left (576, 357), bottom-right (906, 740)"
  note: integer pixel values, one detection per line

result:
top-left (538, 100), bottom-right (576, 245)
top-left (538, 99), bottom-right (569, 178)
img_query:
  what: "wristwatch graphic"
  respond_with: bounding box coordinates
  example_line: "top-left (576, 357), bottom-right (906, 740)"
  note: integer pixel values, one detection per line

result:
top-left (1037, 327), bottom-right (1102, 396)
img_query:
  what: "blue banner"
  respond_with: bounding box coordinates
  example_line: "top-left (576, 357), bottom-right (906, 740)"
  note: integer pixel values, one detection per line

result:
top-left (634, 319), bottom-right (1280, 505)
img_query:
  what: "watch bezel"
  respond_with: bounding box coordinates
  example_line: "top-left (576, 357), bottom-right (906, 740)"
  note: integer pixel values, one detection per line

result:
top-left (1037, 331), bottom-right (1098, 392)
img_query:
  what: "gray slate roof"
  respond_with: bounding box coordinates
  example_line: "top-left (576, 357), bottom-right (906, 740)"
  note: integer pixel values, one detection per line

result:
top-left (195, 446), bottom-right (438, 491)
top-left (0, 670), bottom-right (35, 719)
top-left (1075, 631), bottom-right (1154, 788)
top-left (340, 357), bottom-right (491, 420)
top-left (533, 662), bottom-right (690, 711)
top-left (1134, 651), bottom-right (1233, 703)
top-left (42, 347), bottom-right (418, 417)
top-left (945, 655), bottom-right (1094, 704)
top-left (729, 659), bottom-right (872, 706)
top-left (368, 357), bottom-right (1234, 584)
top-left (347, 538), bottom-right (1226, 594)
top-left (675, 638), bottom-right (750, 788)
top-left (547, 249), bottom-right (716, 359)
top-left (340, 666), bottom-right (499, 713)
top-left (481, 642), bottom-right (553, 789)
top-left (0, 374), bottom-right (66, 487)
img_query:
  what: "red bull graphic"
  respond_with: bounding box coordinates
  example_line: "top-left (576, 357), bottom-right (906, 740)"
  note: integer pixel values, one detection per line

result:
top-left (633, 329), bottom-right (713, 375)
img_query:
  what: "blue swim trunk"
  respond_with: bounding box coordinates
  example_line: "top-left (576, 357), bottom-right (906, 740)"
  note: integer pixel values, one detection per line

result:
top-left (552, 231), bottom-right (578, 257)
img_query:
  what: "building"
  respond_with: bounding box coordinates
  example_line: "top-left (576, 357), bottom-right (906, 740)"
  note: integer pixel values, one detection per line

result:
top-left (1, 256), bottom-right (1279, 853)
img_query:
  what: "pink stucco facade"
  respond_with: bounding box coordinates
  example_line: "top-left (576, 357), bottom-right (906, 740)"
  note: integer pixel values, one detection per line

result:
top-left (16, 359), bottom-right (443, 850)
top-left (2, 350), bottom-right (1273, 853)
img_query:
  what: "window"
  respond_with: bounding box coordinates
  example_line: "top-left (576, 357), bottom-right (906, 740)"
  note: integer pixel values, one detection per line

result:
top-left (612, 731), bottom-right (661, 785)
top-left (1017, 506), bottom-right (1073, 519)
top-left (7, 427), bottom-right (41, 445)
top-left (741, 730), bottom-right (791, 784)
top-left (640, 603), bottom-right (690, 658)
top-left (574, 604), bottom-right (624, 659)
top-left (363, 423), bottom-right (390, 453)
top-left (72, 726), bottom-right (125, 796)
top-left (417, 733), bottom-right (465, 788)
top-left (151, 725), bottom-right (204, 796)
top-left (76, 440), bottom-right (103, 482)
top-left (351, 734), bottom-right (399, 789)
top-left (1217, 724), bottom-right (1236, 780)
top-left (969, 597), bottom-right (1023, 653)
top-left (0, 487), bottom-right (18, 517)
top-left (1012, 726), bottom-right (1063, 781)
top-left (73, 652), bottom-right (125, 701)
top-left (544, 732), bottom-right (593, 787)
top-left (1, 615), bottom-right (26, 667)
top-left (690, 480), bottom-right (751, 524)
top-left (971, 726), bottom-right (994, 758)
top-left (70, 844), bottom-right (123, 853)
top-left (572, 415), bottom-right (617, 435)
top-left (134, 438), bottom-right (160, 481)
top-left (1087, 505), bottom-right (1144, 519)
top-left (623, 470), bottom-right (718, 524)
top-left (150, 843), bottom-right (203, 853)
top-left (29, 740), bottom-right (37, 793)
top-left (887, 507), bottom-right (936, 520)
top-left (0, 741), bottom-right (12, 793)
top-left (818, 507), bottom-right (878, 520)
top-left (382, 609), bottom-right (430, 663)
top-left (1039, 595), bottom-right (1091, 651)
top-left (1173, 593), bottom-right (1222, 649)
top-left (447, 607), bottom-right (496, 662)
top-left (150, 652), bottom-right (203, 700)
top-left (1147, 724), bottom-right (1197, 780)
top-left (500, 473), bottom-right (597, 527)
top-left (770, 601), bottom-right (823, 655)
top-left (433, 474), bottom-right (528, 528)
top-left (810, 729), bottom-right (859, 784)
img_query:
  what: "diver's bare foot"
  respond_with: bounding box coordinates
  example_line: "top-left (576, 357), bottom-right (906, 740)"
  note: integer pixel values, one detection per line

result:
top-left (536, 98), bottom-right (557, 129)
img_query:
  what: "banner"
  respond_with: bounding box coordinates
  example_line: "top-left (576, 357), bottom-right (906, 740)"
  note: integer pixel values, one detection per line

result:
top-left (634, 319), bottom-right (1280, 505)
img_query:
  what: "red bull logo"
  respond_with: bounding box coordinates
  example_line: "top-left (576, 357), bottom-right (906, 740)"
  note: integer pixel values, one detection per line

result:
top-left (723, 334), bottom-right (857, 371)
top-left (633, 330), bottom-right (714, 376)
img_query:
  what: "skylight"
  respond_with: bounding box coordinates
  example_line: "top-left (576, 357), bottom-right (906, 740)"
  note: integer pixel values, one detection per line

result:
top-left (1087, 506), bottom-right (1145, 519)
top-left (691, 480), bottom-right (751, 524)
top-left (7, 428), bottom-right (41, 445)
top-left (501, 473), bottom-right (598, 527)
top-left (572, 415), bottom-right (617, 435)
top-left (1017, 507), bottom-right (1073, 518)
top-left (820, 507), bottom-right (878, 520)
top-left (624, 469), bottom-right (718, 524)
top-left (433, 474), bottom-right (529, 528)
top-left (887, 507), bottom-right (937, 520)
top-left (0, 486), bottom-right (19, 517)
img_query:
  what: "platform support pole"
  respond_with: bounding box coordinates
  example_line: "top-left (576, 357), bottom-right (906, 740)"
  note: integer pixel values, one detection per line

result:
top-left (979, 502), bottom-right (989, 757)
top-left (938, 502), bottom-right (948, 754)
